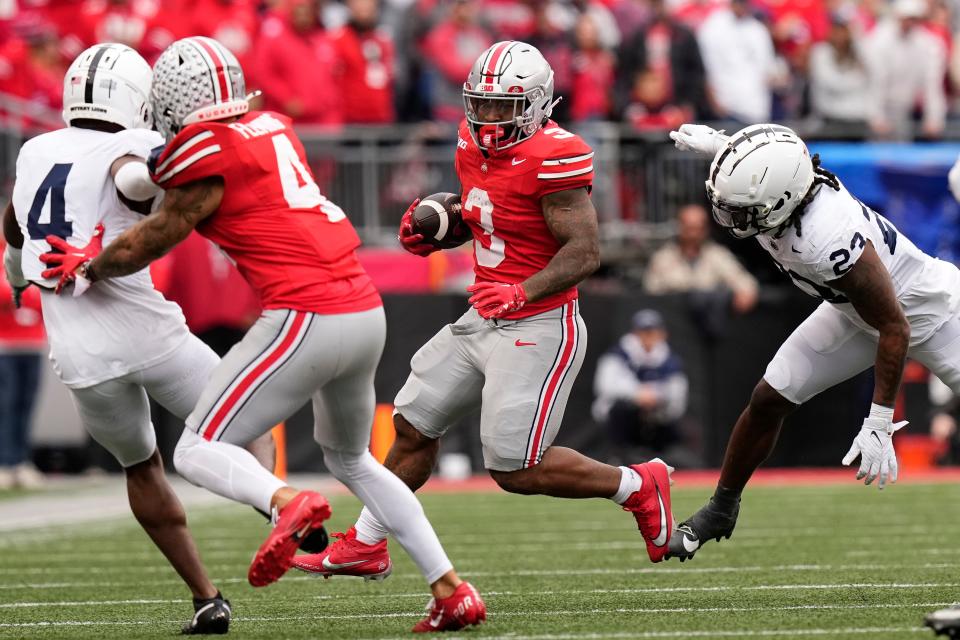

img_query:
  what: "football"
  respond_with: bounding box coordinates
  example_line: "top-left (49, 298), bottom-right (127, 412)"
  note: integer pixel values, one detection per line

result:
top-left (411, 192), bottom-right (471, 249)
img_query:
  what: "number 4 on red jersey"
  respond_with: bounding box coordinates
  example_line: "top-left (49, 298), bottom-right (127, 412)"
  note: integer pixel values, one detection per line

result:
top-left (147, 111), bottom-right (346, 222)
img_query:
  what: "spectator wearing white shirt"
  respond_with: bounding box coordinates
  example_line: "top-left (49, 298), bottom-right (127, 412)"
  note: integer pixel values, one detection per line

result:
top-left (863, 0), bottom-right (947, 139)
top-left (696, 0), bottom-right (780, 123)
top-left (809, 15), bottom-right (870, 127)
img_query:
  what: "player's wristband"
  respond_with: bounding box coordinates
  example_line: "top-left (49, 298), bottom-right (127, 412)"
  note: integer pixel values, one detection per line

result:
top-left (79, 260), bottom-right (98, 284)
top-left (867, 403), bottom-right (894, 433)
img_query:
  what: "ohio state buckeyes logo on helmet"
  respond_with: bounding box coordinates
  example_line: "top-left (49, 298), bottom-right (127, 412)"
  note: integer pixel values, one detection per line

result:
top-left (151, 36), bottom-right (249, 141)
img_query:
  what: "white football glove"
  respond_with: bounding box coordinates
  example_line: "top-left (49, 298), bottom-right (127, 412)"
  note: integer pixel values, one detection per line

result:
top-left (948, 156), bottom-right (960, 203)
top-left (841, 403), bottom-right (908, 489)
top-left (668, 124), bottom-right (729, 156)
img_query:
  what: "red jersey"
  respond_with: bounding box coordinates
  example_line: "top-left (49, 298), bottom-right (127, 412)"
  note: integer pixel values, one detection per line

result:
top-left (455, 119), bottom-right (594, 319)
top-left (150, 110), bottom-right (380, 315)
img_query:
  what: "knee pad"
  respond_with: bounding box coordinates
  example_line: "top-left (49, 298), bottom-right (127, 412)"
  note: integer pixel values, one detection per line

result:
top-left (321, 447), bottom-right (376, 481)
top-left (173, 428), bottom-right (204, 476)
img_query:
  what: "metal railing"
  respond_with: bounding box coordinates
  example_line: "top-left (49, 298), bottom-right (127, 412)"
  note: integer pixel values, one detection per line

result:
top-left (13, 95), bottom-right (926, 261)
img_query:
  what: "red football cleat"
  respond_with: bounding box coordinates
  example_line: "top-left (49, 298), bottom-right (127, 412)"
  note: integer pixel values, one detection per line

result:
top-left (248, 490), bottom-right (331, 587)
top-left (622, 458), bottom-right (675, 563)
top-left (412, 582), bottom-right (486, 633)
top-left (292, 527), bottom-right (392, 580)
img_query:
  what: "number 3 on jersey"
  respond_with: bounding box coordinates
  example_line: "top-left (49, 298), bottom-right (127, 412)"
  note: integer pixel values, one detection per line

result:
top-left (464, 187), bottom-right (505, 268)
top-left (272, 133), bottom-right (345, 222)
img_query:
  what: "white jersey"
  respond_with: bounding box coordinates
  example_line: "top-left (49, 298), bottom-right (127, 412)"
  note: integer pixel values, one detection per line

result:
top-left (12, 126), bottom-right (191, 388)
top-left (756, 181), bottom-right (960, 345)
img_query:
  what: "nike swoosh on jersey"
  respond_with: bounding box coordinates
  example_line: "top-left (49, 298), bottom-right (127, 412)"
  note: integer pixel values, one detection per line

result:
top-left (651, 484), bottom-right (668, 547)
top-left (515, 340), bottom-right (537, 347)
top-left (512, 157), bottom-right (527, 165)
top-left (322, 557), bottom-right (368, 571)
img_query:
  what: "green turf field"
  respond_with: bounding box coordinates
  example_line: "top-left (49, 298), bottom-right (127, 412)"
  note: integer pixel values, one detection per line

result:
top-left (1, 482), bottom-right (958, 639)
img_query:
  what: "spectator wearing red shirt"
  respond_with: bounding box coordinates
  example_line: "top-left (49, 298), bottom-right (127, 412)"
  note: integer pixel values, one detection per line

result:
top-left (252, 0), bottom-right (342, 125)
top-left (175, 0), bottom-right (258, 69)
top-left (0, 241), bottom-right (45, 490)
top-left (0, 15), bottom-right (64, 130)
top-left (421, 0), bottom-right (492, 122)
top-left (328, 0), bottom-right (394, 124)
top-left (77, 0), bottom-right (176, 62)
top-left (569, 13), bottom-right (614, 122)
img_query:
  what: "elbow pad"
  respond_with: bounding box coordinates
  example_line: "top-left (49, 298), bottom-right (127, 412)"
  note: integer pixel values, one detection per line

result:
top-left (115, 161), bottom-right (161, 202)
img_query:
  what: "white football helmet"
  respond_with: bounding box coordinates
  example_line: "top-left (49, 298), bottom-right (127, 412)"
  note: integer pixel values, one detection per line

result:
top-left (463, 41), bottom-right (556, 152)
top-left (151, 36), bottom-right (248, 141)
top-left (706, 124), bottom-right (815, 238)
top-left (62, 43), bottom-right (152, 130)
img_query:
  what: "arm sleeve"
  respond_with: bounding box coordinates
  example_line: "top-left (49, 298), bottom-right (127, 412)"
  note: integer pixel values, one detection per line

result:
top-left (149, 125), bottom-right (225, 189)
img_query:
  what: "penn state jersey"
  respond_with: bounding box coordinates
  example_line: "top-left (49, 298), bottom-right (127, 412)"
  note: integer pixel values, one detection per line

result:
top-left (12, 126), bottom-right (191, 388)
top-left (756, 181), bottom-right (960, 344)
top-left (455, 119), bottom-right (594, 319)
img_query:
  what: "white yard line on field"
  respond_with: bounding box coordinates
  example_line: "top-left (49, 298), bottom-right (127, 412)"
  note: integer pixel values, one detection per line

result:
top-left (4, 562), bottom-right (960, 590)
top-left (4, 583), bottom-right (959, 609)
top-left (0, 602), bottom-right (953, 628)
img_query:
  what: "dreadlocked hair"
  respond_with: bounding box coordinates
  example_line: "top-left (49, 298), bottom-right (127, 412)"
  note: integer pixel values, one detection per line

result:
top-left (773, 154), bottom-right (841, 239)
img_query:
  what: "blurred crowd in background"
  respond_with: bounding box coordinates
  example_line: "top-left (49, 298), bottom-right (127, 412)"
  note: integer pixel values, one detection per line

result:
top-left (1, 0), bottom-right (960, 137)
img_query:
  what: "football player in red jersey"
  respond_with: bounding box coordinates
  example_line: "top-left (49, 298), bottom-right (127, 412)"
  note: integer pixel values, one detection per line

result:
top-left (294, 42), bottom-right (677, 586)
top-left (40, 36), bottom-right (485, 632)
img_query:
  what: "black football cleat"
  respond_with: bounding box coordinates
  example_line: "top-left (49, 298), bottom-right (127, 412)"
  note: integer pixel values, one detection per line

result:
top-left (926, 605), bottom-right (960, 638)
top-left (182, 592), bottom-right (231, 635)
top-left (667, 496), bottom-right (740, 562)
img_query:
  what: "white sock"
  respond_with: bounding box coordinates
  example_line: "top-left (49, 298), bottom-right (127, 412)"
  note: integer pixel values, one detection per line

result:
top-left (323, 448), bottom-right (452, 584)
top-left (355, 506), bottom-right (389, 545)
top-left (610, 465), bottom-right (642, 504)
top-left (173, 428), bottom-right (286, 513)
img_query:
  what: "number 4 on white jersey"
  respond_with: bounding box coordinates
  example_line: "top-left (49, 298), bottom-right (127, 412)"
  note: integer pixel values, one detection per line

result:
top-left (272, 133), bottom-right (345, 222)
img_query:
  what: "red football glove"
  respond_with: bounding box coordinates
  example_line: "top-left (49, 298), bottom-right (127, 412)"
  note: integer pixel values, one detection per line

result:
top-left (398, 198), bottom-right (438, 257)
top-left (39, 224), bottom-right (104, 294)
top-left (467, 282), bottom-right (528, 319)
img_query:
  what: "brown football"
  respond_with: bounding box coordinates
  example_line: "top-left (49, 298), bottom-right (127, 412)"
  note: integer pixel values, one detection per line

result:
top-left (411, 192), bottom-right (471, 249)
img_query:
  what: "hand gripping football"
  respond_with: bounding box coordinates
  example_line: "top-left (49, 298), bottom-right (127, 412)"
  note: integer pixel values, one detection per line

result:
top-left (411, 192), bottom-right (472, 249)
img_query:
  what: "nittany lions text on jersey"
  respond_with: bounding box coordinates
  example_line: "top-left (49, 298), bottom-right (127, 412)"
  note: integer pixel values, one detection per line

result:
top-left (12, 127), bottom-right (190, 387)
top-left (755, 181), bottom-right (960, 345)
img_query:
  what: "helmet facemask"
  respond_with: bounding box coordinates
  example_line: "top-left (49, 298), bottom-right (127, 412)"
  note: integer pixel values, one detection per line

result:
top-left (462, 41), bottom-right (556, 153)
top-left (704, 123), bottom-right (816, 240)
top-left (706, 181), bottom-right (788, 239)
top-left (463, 86), bottom-right (550, 152)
